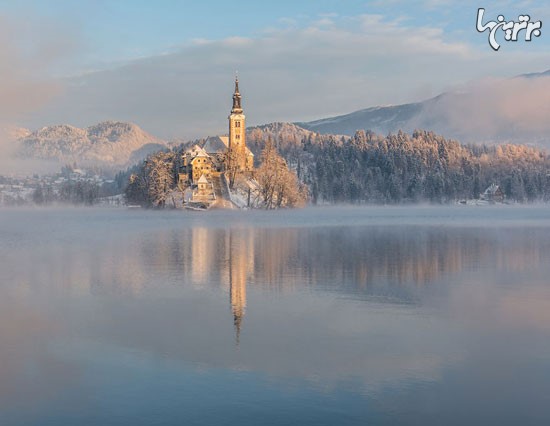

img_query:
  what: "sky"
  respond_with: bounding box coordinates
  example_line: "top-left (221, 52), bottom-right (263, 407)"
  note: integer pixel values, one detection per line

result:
top-left (0, 0), bottom-right (549, 139)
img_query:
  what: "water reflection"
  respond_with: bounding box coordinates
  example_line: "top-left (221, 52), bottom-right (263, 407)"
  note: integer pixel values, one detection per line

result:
top-left (2, 209), bottom-right (550, 425)
top-left (228, 230), bottom-right (250, 344)
top-left (3, 222), bottom-right (550, 334)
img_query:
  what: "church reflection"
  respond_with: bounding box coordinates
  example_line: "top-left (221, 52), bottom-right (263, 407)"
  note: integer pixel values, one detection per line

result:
top-left (187, 227), bottom-right (258, 344)
top-left (181, 225), bottom-right (550, 345)
top-left (228, 230), bottom-right (252, 345)
top-left (5, 223), bottom-right (548, 346)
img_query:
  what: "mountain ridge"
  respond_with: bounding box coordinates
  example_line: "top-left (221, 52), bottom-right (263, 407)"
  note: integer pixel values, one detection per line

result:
top-left (296, 69), bottom-right (550, 146)
top-left (17, 121), bottom-right (168, 167)
top-left (12, 69), bottom-right (550, 171)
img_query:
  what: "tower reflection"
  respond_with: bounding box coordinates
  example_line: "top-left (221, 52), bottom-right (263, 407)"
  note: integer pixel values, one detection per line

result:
top-left (179, 225), bottom-right (549, 345)
top-left (228, 229), bottom-right (253, 345)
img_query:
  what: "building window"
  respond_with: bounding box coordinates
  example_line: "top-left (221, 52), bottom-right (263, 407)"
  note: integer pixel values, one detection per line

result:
top-left (236, 134), bottom-right (240, 139)
top-left (235, 121), bottom-right (240, 128)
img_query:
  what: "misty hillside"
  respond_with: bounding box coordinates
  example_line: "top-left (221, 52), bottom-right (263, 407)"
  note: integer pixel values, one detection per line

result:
top-left (520, 69), bottom-right (550, 78)
top-left (297, 69), bottom-right (550, 146)
top-left (18, 121), bottom-right (167, 167)
top-left (297, 101), bottom-right (424, 138)
top-left (4, 126), bottom-right (32, 140)
top-left (247, 122), bottom-right (340, 153)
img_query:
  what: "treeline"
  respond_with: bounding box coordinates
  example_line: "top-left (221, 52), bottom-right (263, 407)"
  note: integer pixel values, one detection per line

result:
top-left (32, 180), bottom-right (105, 205)
top-left (303, 130), bottom-right (550, 203)
top-left (29, 164), bottom-right (127, 206)
top-left (248, 127), bottom-right (550, 204)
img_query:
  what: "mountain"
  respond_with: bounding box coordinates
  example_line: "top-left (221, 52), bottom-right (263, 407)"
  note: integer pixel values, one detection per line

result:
top-left (18, 121), bottom-right (167, 167)
top-left (519, 69), bottom-right (550, 79)
top-left (297, 101), bottom-right (425, 138)
top-left (297, 69), bottom-right (550, 146)
top-left (247, 122), bottom-right (321, 152)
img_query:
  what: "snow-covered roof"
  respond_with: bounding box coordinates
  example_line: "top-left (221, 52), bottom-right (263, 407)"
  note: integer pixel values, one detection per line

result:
top-left (203, 136), bottom-right (228, 154)
top-left (484, 183), bottom-right (501, 195)
top-left (192, 148), bottom-right (210, 159)
top-left (203, 135), bottom-right (254, 157)
top-left (186, 144), bottom-right (209, 157)
top-left (190, 153), bottom-right (211, 164)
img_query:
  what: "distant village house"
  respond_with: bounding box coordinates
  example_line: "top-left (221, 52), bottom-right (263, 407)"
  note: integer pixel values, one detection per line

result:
top-left (481, 183), bottom-right (504, 203)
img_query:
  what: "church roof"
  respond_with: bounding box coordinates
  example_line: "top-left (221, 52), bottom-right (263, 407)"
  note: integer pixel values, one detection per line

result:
top-left (203, 136), bottom-right (228, 154)
top-left (203, 135), bottom-right (254, 157)
top-left (185, 144), bottom-right (209, 157)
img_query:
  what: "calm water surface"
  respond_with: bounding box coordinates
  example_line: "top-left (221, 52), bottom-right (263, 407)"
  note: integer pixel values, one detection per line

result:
top-left (1, 206), bottom-right (550, 425)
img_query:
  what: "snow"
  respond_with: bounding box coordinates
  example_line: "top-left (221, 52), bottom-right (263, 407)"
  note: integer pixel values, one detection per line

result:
top-left (17, 121), bottom-right (168, 167)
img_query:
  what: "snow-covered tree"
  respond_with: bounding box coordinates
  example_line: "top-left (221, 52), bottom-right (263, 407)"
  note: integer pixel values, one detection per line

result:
top-left (255, 140), bottom-right (306, 209)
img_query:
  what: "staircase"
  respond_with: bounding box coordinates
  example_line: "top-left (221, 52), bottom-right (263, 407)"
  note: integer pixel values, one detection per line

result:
top-left (210, 174), bottom-right (236, 209)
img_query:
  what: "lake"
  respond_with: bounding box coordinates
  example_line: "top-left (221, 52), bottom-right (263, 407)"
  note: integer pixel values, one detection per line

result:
top-left (1, 206), bottom-right (550, 425)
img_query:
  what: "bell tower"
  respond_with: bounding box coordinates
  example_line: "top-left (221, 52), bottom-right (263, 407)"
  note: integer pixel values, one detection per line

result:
top-left (228, 76), bottom-right (247, 171)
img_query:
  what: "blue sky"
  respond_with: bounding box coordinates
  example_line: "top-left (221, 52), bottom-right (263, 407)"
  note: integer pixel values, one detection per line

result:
top-left (2, 0), bottom-right (548, 74)
top-left (0, 0), bottom-right (548, 138)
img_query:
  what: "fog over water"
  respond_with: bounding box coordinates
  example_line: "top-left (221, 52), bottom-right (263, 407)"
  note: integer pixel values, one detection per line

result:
top-left (1, 206), bottom-right (550, 425)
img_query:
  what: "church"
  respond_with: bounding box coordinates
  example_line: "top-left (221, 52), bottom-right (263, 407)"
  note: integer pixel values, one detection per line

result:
top-left (178, 77), bottom-right (254, 200)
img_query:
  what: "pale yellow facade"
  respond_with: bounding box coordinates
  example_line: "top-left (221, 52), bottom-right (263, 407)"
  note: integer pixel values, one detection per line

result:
top-left (228, 77), bottom-right (254, 172)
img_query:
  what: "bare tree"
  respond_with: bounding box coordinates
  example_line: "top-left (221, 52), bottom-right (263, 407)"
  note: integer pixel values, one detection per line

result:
top-left (225, 150), bottom-right (239, 189)
top-left (255, 140), bottom-right (306, 209)
top-left (126, 151), bottom-right (175, 207)
top-left (145, 152), bottom-right (175, 207)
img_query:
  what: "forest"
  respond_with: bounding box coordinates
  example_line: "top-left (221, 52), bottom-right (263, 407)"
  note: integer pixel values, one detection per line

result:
top-left (248, 125), bottom-right (550, 204)
top-left (125, 125), bottom-right (550, 207)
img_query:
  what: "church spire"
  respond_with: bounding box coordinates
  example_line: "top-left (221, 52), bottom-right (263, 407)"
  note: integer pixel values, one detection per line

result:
top-left (232, 75), bottom-right (242, 113)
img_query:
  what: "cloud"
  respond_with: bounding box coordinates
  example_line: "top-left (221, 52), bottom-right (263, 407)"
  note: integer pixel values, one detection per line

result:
top-left (13, 12), bottom-right (550, 142)
top-left (414, 75), bottom-right (550, 143)
top-left (0, 14), bottom-right (80, 174)
top-left (0, 14), bottom-right (77, 121)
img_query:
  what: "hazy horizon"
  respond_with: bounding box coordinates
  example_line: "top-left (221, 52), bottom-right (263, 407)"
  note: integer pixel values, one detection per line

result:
top-left (2, 206), bottom-right (550, 424)
top-left (1, 0), bottom-right (549, 142)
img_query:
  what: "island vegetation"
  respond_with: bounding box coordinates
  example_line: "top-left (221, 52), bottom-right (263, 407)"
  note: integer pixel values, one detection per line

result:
top-left (124, 140), bottom-right (307, 209)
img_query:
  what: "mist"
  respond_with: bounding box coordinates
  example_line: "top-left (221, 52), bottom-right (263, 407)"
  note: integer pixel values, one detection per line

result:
top-left (0, 15), bottom-right (72, 175)
top-left (415, 74), bottom-right (550, 145)
top-left (18, 14), bottom-right (550, 141)
top-left (0, 127), bottom-right (58, 175)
